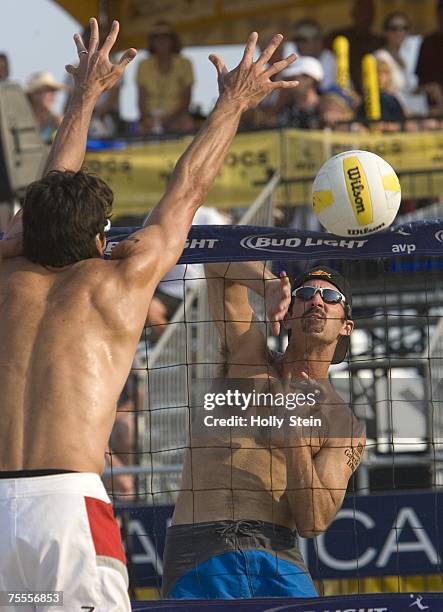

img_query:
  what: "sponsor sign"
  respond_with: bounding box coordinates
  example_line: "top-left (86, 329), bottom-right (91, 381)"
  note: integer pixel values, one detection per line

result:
top-left (105, 220), bottom-right (443, 264)
top-left (116, 491), bottom-right (443, 589)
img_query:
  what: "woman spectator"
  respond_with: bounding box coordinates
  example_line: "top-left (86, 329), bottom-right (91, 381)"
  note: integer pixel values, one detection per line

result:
top-left (26, 72), bottom-right (64, 143)
top-left (137, 22), bottom-right (194, 134)
top-left (374, 12), bottom-right (427, 116)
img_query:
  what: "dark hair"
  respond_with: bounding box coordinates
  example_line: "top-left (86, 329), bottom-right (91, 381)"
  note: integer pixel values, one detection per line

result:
top-left (383, 11), bottom-right (411, 31)
top-left (23, 170), bottom-right (113, 267)
top-left (148, 22), bottom-right (181, 54)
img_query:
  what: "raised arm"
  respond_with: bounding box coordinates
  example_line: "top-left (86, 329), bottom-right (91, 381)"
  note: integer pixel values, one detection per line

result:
top-left (44, 18), bottom-right (136, 174)
top-left (284, 391), bottom-right (366, 538)
top-left (111, 34), bottom-right (299, 287)
top-left (0, 18), bottom-right (136, 260)
top-left (204, 262), bottom-right (291, 361)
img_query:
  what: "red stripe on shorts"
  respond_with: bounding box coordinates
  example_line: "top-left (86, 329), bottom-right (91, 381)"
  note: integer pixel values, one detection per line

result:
top-left (84, 496), bottom-right (126, 565)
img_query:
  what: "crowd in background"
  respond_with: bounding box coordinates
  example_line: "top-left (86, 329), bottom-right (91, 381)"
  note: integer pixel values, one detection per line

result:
top-left (1, 0), bottom-right (443, 142)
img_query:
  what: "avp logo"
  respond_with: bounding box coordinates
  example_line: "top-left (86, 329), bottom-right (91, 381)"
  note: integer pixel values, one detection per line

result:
top-left (392, 243), bottom-right (416, 254)
top-left (435, 229), bottom-right (443, 243)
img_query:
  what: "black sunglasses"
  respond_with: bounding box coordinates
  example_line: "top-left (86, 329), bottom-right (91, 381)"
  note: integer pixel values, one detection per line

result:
top-left (292, 285), bottom-right (346, 305)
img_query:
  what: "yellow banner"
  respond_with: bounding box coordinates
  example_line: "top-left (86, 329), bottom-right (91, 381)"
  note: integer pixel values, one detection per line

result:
top-left (84, 129), bottom-right (443, 217)
top-left (84, 131), bottom-right (280, 216)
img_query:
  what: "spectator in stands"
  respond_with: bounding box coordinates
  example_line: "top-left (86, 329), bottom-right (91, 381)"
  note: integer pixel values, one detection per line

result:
top-left (374, 12), bottom-right (428, 116)
top-left (416, 0), bottom-right (443, 114)
top-left (327, 0), bottom-right (383, 93)
top-left (319, 86), bottom-right (357, 129)
top-left (278, 56), bottom-right (323, 128)
top-left (137, 21), bottom-right (194, 134)
top-left (375, 58), bottom-right (406, 125)
top-left (26, 72), bottom-right (64, 143)
top-left (0, 53), bottom-right (10, 81)
top-left (293, 19), bottom-right (336, 91)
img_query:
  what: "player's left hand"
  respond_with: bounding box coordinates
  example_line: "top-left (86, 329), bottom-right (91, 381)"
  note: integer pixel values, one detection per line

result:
top-left (66, 18), bottom-right (137, 100)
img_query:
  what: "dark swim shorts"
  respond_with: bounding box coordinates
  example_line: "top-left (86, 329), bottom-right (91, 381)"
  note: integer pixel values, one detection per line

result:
top-left (161, 520), bottom-right (318, 599)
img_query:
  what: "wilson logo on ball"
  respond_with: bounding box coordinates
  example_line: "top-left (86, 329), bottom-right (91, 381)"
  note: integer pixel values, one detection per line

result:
top-left (343, 157), bottom-right (373, 226)
top-left (312, 150), bottom-right (401, 237)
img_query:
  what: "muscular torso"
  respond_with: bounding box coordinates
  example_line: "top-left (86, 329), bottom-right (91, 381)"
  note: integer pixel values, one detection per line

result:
top-left (173, 359), bottom-right (323, 530)
top-left (0, 256), bottom-right (151, 474)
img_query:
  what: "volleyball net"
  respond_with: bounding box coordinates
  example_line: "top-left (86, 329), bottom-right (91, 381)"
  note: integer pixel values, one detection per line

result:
top-left (104, 176), bottom-right (443, 606)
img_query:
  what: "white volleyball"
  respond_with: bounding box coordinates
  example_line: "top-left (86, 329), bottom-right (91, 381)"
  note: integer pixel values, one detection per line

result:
top-left (312, 150), bottom-right (401, 236)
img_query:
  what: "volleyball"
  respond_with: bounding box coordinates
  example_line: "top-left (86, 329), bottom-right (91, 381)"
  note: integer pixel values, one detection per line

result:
top-left (312, 150), bottom-right (401, 237)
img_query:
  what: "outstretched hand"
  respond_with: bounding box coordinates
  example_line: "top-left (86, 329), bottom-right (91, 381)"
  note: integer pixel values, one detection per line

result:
top-left (209, 32), bottom-right (298, 111)
top-left (66, 18), bottom-right (137, 99)
top-left (265, 271), bottom-right (292, 336)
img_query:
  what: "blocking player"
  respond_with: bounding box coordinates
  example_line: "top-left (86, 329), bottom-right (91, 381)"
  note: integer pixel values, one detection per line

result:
top-left (0, 17), bottom-right (299, 610)
top-left (163, 263), bottom-right (365, 598)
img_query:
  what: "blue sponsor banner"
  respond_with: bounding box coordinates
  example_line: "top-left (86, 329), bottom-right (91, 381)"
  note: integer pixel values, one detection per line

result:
top-left (106, 219), bottom-right (443, 263)
top-left (131, 592), bottom-right (443, 611)
top-left (116, 490), bottom-right (443, 589)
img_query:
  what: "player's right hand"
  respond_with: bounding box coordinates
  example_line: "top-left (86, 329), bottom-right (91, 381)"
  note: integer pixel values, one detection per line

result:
top-left (209, 32), bottom-right (299, 111)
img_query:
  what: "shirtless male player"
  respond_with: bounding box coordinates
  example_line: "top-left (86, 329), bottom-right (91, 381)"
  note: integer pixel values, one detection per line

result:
top-left (0, 18), bottom-right (299, 611)
top-left (162, 262), bottom-right (366, 599)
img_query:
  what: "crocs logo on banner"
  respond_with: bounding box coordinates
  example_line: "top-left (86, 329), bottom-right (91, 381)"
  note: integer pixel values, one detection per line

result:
top-left (434, 229), bottom-right (443, 243)
top-left (344, 157), bottom-right (373, 226)
top-left (240, 235), bottom-right (367, 252)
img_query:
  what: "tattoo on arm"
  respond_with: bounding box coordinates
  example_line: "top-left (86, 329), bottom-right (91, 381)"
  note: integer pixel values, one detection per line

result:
top-left (344, 442), bottom-right (364, 471)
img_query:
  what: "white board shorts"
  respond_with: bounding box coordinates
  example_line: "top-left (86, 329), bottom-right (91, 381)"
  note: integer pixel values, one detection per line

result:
top-left (0, 472), bottom-right (131, 612)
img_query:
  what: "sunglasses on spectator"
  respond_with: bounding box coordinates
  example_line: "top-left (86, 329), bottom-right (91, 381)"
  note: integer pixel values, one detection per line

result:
top-left (292, 285), bottom-right (346, 305)
top-left (387, 24), bottom-right (409, 31)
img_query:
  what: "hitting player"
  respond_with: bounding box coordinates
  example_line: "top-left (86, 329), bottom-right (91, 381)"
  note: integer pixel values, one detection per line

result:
top-left (0, 18), bottom-right (299, 611)
top-left (163, 263), bottom-right (366, 598)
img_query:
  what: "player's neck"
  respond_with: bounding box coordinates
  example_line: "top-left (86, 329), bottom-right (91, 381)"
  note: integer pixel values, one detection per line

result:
top-left (280, 348), bottom-right (330, 380)
top-left (281, 352), bottom-right (330, 381)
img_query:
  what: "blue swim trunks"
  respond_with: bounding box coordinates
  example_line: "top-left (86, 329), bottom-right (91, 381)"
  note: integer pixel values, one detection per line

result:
top-left (161, 520), bottom-right (318, 600)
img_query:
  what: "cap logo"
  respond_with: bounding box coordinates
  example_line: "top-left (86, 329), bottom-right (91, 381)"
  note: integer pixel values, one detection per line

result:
top-left (310, 269), bottom-right (332, 277)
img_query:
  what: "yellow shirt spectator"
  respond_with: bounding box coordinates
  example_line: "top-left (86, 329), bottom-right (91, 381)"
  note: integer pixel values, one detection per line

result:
top-left (137, 55), bottom-right (194, 116)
